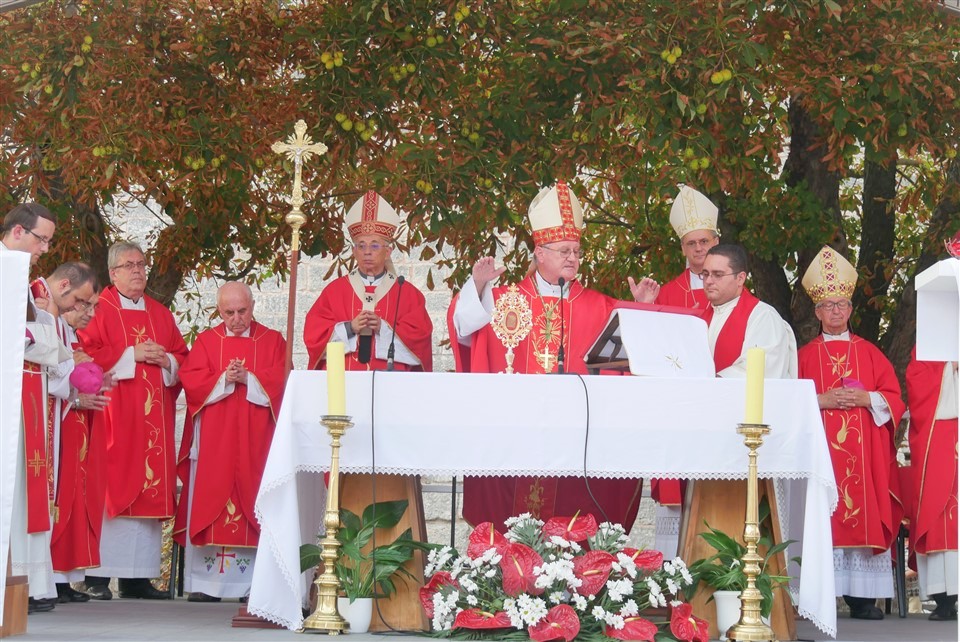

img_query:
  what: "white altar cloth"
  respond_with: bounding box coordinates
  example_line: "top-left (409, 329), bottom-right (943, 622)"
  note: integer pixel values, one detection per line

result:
top-left (250, 371), bottom-right (838, 637)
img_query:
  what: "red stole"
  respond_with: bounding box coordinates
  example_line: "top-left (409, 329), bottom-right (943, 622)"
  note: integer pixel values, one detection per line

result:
top-left (173, 322), bottom-right (286, 547)
top-left (78, 286), bottom-right (188, 519)
top-left (23, 279), bottom-right (52, 533)
top-left (656, 269), bottom-right (708, 310)
top-left (702, 291), bottom-right (760, 372)
top-left (797, 335), bottom-right (905, 550)
top-left (457, 277), bottom-right (642, 530)
top-left (906, 354), bottom-right (958, 555)
top-left (304, 275), bottom-right (433, 372)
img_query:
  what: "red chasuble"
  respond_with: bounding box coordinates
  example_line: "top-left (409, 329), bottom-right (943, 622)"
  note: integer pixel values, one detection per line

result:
top-left (78, 286), bottom-right (188, 519)
top-left (701, 291), bottom-right (761, 373)
top-left (656, 269), bottom-right (708, 310)
top-left (173, 322), bottom-right (286, 548)
top-left (906, 354), bottom-right (958, 556)
top-left (23, 283), bottom-right (51, 533)
top-left (797, 335), bottom-right (905, 551)
top-left (454, 276), bottom-right (644, 530)
top-left (304, 274), bottom-right (433, 372)
top-left (51, 399), bottom-right (106, 572)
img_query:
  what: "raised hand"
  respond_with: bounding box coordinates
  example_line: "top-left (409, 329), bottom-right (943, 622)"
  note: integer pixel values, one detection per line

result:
top-left (472, 257), bottom-right (506, 293)
top-left (628, 276), bottom-right (661, 304)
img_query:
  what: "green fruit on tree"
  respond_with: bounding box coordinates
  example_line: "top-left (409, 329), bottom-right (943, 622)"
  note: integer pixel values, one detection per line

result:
top-left (341, 119), bottom-right (354, 131)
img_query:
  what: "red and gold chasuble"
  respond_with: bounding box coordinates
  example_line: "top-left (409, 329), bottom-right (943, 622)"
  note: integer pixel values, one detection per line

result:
top-left (457, 277), bottom-right (643, 529)
top-left (304, 274), bottom-right (433, 372)
top-left (173, 322), bottom-right (286, 548)
top-left (656, 269), bottom-right (708, 310)
top-left (78, 286), bottom-right (188, 519)
top-left (51, 397), bottom-right (107, 572)
top-left (798, 335), bottom-right (905, 551)
top-left (906, 354), bottom-right (958, 556)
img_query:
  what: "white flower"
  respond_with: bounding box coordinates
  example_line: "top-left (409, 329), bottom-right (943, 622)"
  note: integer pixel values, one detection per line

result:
top-left (548, 591), bottom-right (563, 604)
top-left (670, 599), bottom-right (684, 608)
top-left (605, 612), bottom-right (625, 629)
top-left (504, 598), bottom-right (524, 629)
top-left (666, 578), bottom-right (679, 595)
top-left (620, 599), bottom-right (639, 617)
top-left (663, 560), bottom-right (675, 574)
top-left (466, 594), bottom-right (478, 606)
top-left (591, 605), bottom-right (607, 621)
top-left (648, 593), bottom-right (659, 608)
top-left (606, 578), bottom-right (633, 603)
top-left (616, 552), bottom-right (638, 579)
top-left (572, 594), bottom-right (588, 611)
top-left (516, 594), bottom-right (548, 626)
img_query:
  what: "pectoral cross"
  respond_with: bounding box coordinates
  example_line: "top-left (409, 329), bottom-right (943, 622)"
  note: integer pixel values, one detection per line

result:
top-left (216, 547), bottom-right (236, 574)
top-left (271, 120), bottom-right (328, 249)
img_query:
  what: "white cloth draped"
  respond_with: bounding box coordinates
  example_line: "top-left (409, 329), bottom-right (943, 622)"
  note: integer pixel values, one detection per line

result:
top-left (249, 370), bottom-right (838, 637)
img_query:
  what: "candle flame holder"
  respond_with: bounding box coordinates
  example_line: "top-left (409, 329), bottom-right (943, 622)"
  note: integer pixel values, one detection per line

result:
top-left (301, 414), bottom-right (352, 634)
top-left (727, 422), bottom-right (775, 642)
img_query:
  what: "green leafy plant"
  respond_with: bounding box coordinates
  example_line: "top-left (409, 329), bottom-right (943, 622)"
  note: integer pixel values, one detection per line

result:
top-left (684, 504), bottom-right (796, 620)
top-left (300, 499), bottom-right (435, 603)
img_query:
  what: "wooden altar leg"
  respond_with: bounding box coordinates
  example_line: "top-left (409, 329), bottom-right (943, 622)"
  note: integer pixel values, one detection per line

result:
top-left (340, 473), bottom-right (428, 632)
top-left (1, 551), bottom-right (28, 638)
top-left (679, 479), bottom-right (796, 641)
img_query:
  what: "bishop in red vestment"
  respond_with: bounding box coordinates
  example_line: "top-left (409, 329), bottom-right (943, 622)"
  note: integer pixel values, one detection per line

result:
top-left (78, 242), bottom-right (188, 600)
top-left (174, 282), bottom-right (285, 601)
top-left (304, 191), bottom-right (432, 372)
top-left (906, 352), bottom-right (958, 619)
top-left (798, 246), bottom-right (905, 621)
top-left (451, 181), bottom-right (644, 530)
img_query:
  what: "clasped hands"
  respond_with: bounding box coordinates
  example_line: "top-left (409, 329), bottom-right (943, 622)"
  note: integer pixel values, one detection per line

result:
top-left (134, 339), bottom-right (171, 369)
top-left (225, 358), bottom-right (248, 384)
top-left (351, 310), bottom-right (382, 335)
top-left (818, 386), bottom-right (870, 410)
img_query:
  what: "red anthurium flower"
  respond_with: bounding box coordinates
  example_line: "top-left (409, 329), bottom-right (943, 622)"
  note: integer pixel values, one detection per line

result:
top-left (419, 572), bottom-right (458, 618)
top-left (453, 609), bottom-right (512, 629)
top-left (670, 603), bottom-right (710, 642)
top-left (528, 604), bottom-right (581, 642)
top-left (605, 615), bottom-right (659, 641)
top-left (467, 522), bottom-right (510, 559)
top-left (946, 230), bottom-right (960, 258)
top-left (572, 550), bottom-right (617, 597)
top-left (500, 542), bottom-right (544, 596)
top-left (623, 548), bottom-right (664, 572)
top-left (542, 513), bottom-right (598, 542)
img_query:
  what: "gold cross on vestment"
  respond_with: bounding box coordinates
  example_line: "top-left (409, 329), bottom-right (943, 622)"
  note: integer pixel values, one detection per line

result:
top-left (28, 449), bottom-right (44, 476)
top-left (537, 346), bottom-right (554, 372)
top-left (271, 120), bottom-right (328, 250)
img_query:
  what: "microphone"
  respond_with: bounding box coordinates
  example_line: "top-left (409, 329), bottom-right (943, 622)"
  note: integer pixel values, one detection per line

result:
top-left (386, 276), bottom-right (405, 372)
top-left (557, 276), bottom-right (565, 374)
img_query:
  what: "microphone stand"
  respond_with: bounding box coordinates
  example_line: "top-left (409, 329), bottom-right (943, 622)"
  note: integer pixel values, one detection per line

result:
top-left (386, 275), bottom-right (405, 371)
top-left (557, 276), bottom-right (566, 374)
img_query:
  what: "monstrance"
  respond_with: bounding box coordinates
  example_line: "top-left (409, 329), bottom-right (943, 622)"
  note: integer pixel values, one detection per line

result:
top-left (490, 284), bottom-right (533, 374)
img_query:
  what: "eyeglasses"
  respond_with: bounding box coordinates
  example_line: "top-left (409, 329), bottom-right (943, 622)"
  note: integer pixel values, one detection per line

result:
top-left (698, 270), bottom-right (739, 281)
top-left (540, 246), bottom-right (582, 259)
top-left (683, 237), bottom-right (715, 249)
top-left (816, 300), bottom-right (852, 312)
top-left (73, 299), bottom-right (92, 312)
top-left (112, 260), bottom-right (147, 271)
top-left (25, 228), bottom-right (52, 247)
top-left (354, 242), bottom-right (387, 253)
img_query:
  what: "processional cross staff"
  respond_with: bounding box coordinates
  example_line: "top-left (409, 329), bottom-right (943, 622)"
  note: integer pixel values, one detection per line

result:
top-left (272, 120), bottom-right (328, 375)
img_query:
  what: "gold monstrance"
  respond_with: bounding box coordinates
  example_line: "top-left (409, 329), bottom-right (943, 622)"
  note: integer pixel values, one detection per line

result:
top-left (491, 285), bottom-right (533, 374)
top-left (272, 120), bottom-right (328, 375)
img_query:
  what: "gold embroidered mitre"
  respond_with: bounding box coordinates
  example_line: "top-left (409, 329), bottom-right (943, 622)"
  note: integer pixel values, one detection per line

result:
top-left (528, 180), bottom-right (584, 246)
top-left (344, 190), bottom-right (402, 240)
top-left (801, 245), bottom-right (858, 303)
top-left (669, 184), bottom-right (719, 240)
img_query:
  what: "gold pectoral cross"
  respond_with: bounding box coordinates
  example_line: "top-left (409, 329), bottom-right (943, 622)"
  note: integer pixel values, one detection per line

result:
top-left (537, 345), bottom-right (554, 373)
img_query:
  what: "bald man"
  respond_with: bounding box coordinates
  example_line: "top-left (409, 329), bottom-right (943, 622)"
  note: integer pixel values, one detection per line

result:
top-left (173, 282), bottom-right (286, 602)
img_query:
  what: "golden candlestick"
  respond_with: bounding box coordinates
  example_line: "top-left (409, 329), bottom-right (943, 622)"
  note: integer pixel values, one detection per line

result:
top-left (727, 422), bottom-right (774, 642)
top-left (301, 414), bottom-right (352, 634)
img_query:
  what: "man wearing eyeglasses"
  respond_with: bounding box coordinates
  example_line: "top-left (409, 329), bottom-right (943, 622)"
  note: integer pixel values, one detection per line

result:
top-left (654, 184), bottom-right (720, 309)
top-left (304, 191), bottom-right (433, 372)
top-left (450, 181), bottom-right (645, 531)
top-left (797, 245), bottom-right (904, 621)
top-left (701, 244), bottom-right (797, 378)
top-left (78, 241), bottom-right (189, 601)
top-left (2, 202), bottom-right (69, 613)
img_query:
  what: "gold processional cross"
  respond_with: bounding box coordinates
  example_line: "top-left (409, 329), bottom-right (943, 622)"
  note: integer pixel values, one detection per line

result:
top-left (271, 120), bottom-right (328, 251)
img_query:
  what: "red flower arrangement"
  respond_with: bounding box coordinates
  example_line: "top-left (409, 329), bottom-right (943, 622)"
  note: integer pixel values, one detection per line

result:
top-left (420, 513), bottom-right (701, 641)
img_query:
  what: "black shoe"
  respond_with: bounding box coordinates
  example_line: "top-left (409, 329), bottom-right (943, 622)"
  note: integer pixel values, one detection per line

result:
top-left (57, 583), bottom-right (91, 603)
top-left (81, 583), bottom-right (113, 600)
top-left (850, 605), bottom-right (884, 620)
top-left (929, 607), bottom-right (958, 621)
top-left (118, 581), bottom-right (170, 600)
top-left (187, 592), bottom-right (221, 603)
top-left (28, 597), bottom-right (57, 614)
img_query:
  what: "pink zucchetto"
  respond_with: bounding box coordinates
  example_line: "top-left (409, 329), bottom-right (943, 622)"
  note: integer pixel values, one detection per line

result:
top-left (70, 361), bottom-right (104, 394)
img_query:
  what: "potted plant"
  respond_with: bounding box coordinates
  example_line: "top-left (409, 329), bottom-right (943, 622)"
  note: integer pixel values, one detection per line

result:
top-left (300, 499), bottom-right (434, 632)
top-left (684, 518), bottom-right (795, 640)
